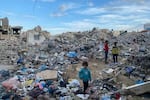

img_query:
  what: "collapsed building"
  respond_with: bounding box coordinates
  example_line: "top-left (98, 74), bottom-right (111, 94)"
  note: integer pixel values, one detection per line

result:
top-left (0, 17), bottom-right (23, 65)
top-left (21, 25), bottom-right (50, 46)
top-left (0, 17), bottom-right (22, 40)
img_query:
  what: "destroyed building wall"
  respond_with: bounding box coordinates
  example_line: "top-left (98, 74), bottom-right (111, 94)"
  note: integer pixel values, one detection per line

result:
top-left (27, 31), bottom-right (45, 45)
top-left (2, 17), bottom-right (9, 30)
top-left (11, 26), bottom-right (23, 35)
top-left (0, 38), bottom-right (19, 64)
top-left (24, 26), bottom-right (50, 45)
top-left (0, 17), bottom-right (22, 40)
top-left (144, 23), bottom-right (150, 30)
top-left (0, 17), bottom-right (9, 38)
top-left (0, 17), bottom-right (9, 40)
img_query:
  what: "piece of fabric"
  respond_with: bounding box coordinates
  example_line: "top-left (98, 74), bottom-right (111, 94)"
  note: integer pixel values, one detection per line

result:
top-left (2, 76), bottom-right (19, 90)
top-left (68, 79), bottom-right (80, 87)
top-left (17, 57), bottom-right (24, 64)
top-left (28, 87), bottom-right (44, 98)
top-left (67, 51), bottom-right (77, 58)
top-left (125, 67), bottom-right (134, 73)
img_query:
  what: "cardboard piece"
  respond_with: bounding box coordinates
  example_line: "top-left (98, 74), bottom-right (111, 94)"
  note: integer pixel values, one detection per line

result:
top-left (36, 70), bottom-right (57, 80)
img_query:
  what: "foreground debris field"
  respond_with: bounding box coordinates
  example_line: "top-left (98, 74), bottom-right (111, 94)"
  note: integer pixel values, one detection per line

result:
top-left (0, 27), bottom-right (150, 100)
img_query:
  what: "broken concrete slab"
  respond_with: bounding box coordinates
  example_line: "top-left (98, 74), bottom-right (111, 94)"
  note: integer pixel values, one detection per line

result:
top-left (124, 81), bottom-right (150, 95)
top-left (36, 70), bottom-right (57, 80)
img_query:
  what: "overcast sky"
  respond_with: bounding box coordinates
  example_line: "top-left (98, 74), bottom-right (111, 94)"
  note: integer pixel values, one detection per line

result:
top-left (0, 0), bottom-right (150, 35)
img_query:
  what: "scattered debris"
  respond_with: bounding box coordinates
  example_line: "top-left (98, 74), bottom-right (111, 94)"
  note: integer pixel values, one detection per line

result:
top-left (0, 25), bottom-right (150, 99)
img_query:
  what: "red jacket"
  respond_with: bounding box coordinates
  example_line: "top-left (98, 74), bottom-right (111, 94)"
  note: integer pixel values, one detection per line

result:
top-left (104, 43), bottom-right (109, 51)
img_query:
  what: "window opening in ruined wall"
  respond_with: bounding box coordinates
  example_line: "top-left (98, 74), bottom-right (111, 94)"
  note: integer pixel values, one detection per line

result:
top-left (34, 34), bottom-right (40, 40)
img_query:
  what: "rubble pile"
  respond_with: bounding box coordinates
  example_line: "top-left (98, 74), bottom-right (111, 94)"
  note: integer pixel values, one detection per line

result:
top-left (118, 32), bottom-right (150, 55)
top-left (0, 28), bottom-right (150, 100)
top-left (0, 38), bottom-right (20, 65)
top-left (126, 54), bottom-right (150, 81)
top-left (21, 25), bottom-right (50, 46)
top-left (46, 28), bottom-right (113, 60)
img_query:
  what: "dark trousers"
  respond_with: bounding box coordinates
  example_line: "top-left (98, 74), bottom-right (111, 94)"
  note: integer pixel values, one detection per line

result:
top-left (113, 54), bottom-right (118, 63)
top-left (105, 51), bottom-right (108, 63)
top-left (83, 81), bottom-right (89, 94)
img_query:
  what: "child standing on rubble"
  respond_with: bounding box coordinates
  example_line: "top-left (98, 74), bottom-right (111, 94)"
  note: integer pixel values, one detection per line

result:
top-left (79, 61), bottom-right (91, 94)
top-left (103, 40), bottom-right (109, 64)
top-left (112, 42), bottom-right (119, 63)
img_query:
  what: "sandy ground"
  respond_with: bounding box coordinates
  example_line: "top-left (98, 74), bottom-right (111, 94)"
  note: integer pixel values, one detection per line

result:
top-left (65, 58), bottom-right (135, 87)
top-left (66, 60), bottom-right (106, 79)
top-left (66, 59), bottom-right (116, 86)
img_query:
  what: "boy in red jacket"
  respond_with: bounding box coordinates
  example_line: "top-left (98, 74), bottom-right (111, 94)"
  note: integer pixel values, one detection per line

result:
top-left (104, 40), bottom-right (109, 64)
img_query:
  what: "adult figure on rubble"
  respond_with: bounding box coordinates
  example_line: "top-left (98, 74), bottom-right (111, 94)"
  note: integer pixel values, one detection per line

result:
top-left (103, 40), bottom-right (109, 64)
top-left (79, 61), bottom-right (91, 94)
top-left (112, 42), bottom-right (119, 63)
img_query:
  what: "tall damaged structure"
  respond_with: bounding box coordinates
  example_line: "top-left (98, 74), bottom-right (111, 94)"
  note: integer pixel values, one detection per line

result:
top-left (22, 26), bottom-right (50, 45)
top-left (0, 17), bottom-right (22, 40)
top-left (0, 17), bottom-right (22, 64)
top-left (144, 23), bottom-right (150, 31)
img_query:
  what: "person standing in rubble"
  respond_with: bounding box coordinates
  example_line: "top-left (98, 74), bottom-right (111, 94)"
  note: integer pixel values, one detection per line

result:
top-left (79, 61), bottom-right (91, 94)
top-left (112, 42), bottom-right (119, 63)
top-left (103, 40), bottom-right (109, 64)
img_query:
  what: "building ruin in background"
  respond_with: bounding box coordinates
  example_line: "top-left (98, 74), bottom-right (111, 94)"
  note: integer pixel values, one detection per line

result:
top-left (0, 17), bottom-right (22, 40)
top-left (144, 23), bottom-right (150, 31)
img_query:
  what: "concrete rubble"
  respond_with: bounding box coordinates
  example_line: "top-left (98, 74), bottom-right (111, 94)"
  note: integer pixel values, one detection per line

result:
top-left (0, 27), bottom-right (150, 100)
top-left (0, 37), bottom-right (20, 65)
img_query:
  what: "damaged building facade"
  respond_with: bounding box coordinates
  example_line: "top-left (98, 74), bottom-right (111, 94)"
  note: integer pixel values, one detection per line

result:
top-left (22, 25), bottom-right (50, 45)
top-left (0, 17), bottom-right (22, 40)
top-left (0, 17), bottom-right (23, 65)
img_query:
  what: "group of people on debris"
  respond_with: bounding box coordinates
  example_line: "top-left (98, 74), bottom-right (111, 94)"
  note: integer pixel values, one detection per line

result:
top-left (102, 40), bottom-right (119, 64)
top-left (78, 38), bottom-right (140, 95)
top-left (78, 40), bottom-right (120, 94)
top-left (15, 40), bottom-right (120, 98)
